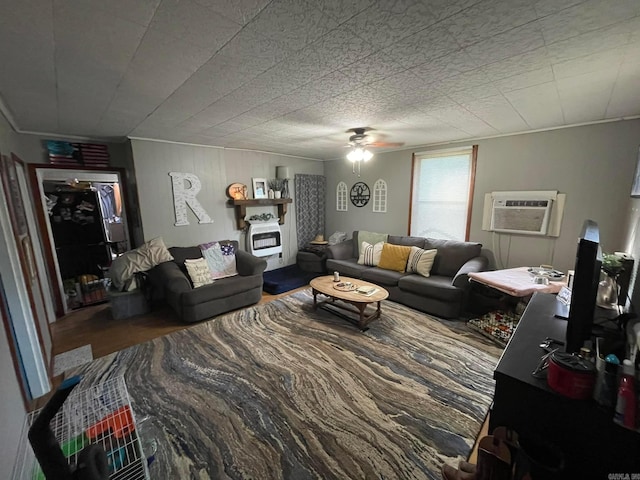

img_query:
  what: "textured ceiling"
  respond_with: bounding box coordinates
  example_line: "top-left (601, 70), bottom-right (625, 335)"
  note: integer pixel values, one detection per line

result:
top-left (1, 0), bottom-right (639, 160)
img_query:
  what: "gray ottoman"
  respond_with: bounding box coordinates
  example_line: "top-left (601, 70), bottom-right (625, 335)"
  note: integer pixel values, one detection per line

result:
top-left (296, 250), bottom-right (327, 273)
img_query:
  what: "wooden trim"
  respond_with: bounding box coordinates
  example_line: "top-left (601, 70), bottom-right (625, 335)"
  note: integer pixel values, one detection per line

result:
top-left (410, 147), bottom-right (477, 241)
top-left (465, 145), bottom-right (478, 242)
top-left (27, 164), bottom-right (65, 316)
top-left (0, 275), bottom-right (30, 410)
top-left (27, 164), bottom-right (131, 317)
top-left (11, 152), bottom-right (53, 378)
top-left (117, 167), bottom-right (136, 247)
top-left (1, 154), bottom-right (50, 394)
top-left (407, 152), bottom-right (417, 235)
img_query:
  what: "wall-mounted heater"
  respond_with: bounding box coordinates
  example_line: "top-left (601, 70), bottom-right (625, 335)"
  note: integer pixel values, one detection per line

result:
top-left (247, 221), bottom-right (282, 257)
top-left (482, 190), bottom-right (565, 237)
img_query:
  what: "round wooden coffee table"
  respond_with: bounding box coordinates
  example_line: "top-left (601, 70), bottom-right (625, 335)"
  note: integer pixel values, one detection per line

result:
top-left (309, 275), bottom-right (389, 329)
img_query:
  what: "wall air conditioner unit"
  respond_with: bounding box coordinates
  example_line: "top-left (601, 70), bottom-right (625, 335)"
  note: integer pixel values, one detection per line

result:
top-left (482, 191), bottom-right (565, 237)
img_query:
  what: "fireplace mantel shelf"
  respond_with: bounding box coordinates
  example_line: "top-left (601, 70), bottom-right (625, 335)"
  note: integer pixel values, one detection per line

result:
top-left (228, 198), bottom-right (292, 230)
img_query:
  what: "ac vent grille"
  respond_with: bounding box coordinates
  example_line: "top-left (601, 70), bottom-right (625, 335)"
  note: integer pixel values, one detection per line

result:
top-left (491, 198), bottom-right (552, 235)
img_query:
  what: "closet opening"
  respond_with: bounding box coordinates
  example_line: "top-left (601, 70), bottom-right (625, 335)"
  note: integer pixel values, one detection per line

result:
top-left (29, 167), bottom-right (131, 317)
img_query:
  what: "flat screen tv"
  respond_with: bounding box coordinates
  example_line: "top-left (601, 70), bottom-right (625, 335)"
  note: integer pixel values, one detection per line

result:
top-left (564, 219), bottom-right (603, 353)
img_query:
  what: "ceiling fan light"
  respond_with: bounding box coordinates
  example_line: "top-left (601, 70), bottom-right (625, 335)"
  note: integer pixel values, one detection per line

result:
top-left (347, 147), bottom-right (366, 162)
top-left (362, 149), bottom-right (373, 161)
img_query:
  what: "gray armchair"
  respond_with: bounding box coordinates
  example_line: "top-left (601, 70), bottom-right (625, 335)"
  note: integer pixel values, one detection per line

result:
top-left (147, 242), bottom-right (267, 323)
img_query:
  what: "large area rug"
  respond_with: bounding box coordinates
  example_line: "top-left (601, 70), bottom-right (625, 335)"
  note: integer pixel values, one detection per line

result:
top-left (70, 289), bottom-right (502, 479)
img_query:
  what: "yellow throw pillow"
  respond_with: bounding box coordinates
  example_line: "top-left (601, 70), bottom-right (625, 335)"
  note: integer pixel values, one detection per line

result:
top-left (357, 241), bottom-right (384, 266)
top-left (406, 247), bottom-right (437, 277)
top-left (378, 243), bottom-right (412, 272)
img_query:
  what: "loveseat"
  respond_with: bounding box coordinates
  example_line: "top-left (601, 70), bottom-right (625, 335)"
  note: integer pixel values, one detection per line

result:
top-left (146, 241), bottom-right (267, 323)
top-left (325, 231), bottom-right (488, 319)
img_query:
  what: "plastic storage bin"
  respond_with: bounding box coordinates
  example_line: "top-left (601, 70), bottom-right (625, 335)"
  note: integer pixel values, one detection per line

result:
top-left (107, 288), bottom-right (150, 320)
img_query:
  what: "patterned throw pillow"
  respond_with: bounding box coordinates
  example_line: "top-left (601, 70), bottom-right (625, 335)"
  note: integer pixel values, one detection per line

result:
top-left (200, 241), bottom-right (238, 279)
top-left (219, 242), bottom-right (237, 276)
top-left (328, 231), bottom-right (347, 245)
top-left (357, 231), bottom-right (388, 256)
top-left (406, 247), bottom-right (438, 277)
top-left (378, 243), bottom-right (412, 272)
top-left (357, 241), bottom-right (384, 266)
top-left (184, 258), bottom-right (214, 288)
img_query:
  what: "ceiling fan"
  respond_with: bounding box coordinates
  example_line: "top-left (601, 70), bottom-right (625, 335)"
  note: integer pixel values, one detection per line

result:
top-left (346, 127), bottom-right (404, 149)
top-left (345, 128), bottom-right (403, 176)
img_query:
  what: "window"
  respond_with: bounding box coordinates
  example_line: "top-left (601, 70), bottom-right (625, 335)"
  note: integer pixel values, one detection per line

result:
top-left (410, 146), bottom-right (477, 241)
top-left (373, 179), bottom-right (387, 213)
top-left (336, 181), bottom-right (348, 211)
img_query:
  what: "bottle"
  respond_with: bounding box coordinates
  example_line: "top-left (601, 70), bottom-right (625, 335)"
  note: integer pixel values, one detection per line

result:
top-left (579, 347), bottom-right (594, 363)
top-left (614, 359), bottom-right (636, 429)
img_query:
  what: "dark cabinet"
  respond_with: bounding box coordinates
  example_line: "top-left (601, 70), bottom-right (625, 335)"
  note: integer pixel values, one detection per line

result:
top-left (490, 292), bottom-right (640, 478)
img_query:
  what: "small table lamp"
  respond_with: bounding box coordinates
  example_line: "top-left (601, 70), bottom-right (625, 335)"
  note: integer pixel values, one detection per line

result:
top-left (276, 166), bottom-right (290, 198)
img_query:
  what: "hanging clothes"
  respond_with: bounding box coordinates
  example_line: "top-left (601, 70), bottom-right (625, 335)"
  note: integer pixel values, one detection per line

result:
top-left (95, 183), bottom-right (116, 220)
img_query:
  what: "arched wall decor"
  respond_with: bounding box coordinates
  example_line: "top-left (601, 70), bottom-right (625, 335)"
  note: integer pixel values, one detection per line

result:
top-left (373, 179), bottom-right (388, 213)
top-left (336, 181), bottom-right (348, 211)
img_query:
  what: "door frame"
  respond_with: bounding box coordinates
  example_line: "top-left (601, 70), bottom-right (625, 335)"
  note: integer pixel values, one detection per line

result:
top-left (28, 165), bottom-right (131, 317)
top-left (1, 154), bottom-right (50, 399)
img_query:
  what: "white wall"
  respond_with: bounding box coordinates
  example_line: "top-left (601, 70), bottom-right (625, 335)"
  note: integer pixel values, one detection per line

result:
top-left (325, 119), bottom-right (640, 275)
top-left (130, 139), bottom-right (323, 270)
top-left (0, 110), bottom-right (29, 475)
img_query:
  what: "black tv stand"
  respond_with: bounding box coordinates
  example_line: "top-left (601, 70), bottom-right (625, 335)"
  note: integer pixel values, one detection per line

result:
top-left (490, 292), bottom-right (639, 478)
top-left (553, 291), bottom-right (570, 319)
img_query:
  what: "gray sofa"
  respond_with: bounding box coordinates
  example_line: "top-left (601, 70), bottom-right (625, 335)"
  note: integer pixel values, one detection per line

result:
top-left (147, 241), bottom-right (267, 323)
top-left (326, 231), bottom-right (488, 319)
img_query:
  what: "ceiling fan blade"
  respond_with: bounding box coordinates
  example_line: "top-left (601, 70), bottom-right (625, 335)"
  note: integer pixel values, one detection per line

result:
top-left (367, 141), bottom-right (404, 148)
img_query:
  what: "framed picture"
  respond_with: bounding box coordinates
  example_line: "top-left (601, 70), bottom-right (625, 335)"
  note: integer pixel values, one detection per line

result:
top-left (632, 146), bottom-right (640, 197)
top-left (252, 178), bottom-right (267, 199)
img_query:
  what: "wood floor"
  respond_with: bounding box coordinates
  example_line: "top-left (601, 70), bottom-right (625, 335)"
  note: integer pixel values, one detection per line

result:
top-left (50, 289), bottom-right (301, 359)
top-left (48, 286), bottom-right (489, 464)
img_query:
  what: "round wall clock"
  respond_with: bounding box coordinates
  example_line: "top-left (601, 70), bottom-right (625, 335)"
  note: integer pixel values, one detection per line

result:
top-left (350, 182), bottom-right (370, 207)
top-left (226, 183), bottom-right (248, 200)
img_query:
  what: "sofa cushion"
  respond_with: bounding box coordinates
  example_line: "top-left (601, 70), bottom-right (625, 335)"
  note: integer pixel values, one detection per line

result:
top-left (109, 237), bottom-right (174, 291)
top-left (356, 231), bottom-right (388, 256)
top-left (387, 235), bottom-right (426, 249)
top-left (170, 241), bottom-right (239, 273)
top-left (378, 243), bottom-right (411, 272)
top-left (357, 241), bottom-right (384, 266)
top-left (424, 239), bottom-right (482, 277)
top-left (398, 274), bottom-right (462, 302)
top-left (184, 258), bottom-right (214, 288)
top-left (360, 267), bottom-right (406, 287)
top-left (406, 247), bottom-right (437, 277)
top-left (169, 246), bottom-right (203, 274)
top-left (200, 241), bottom-right (237, 279)
top-left (181, 273), bottom-right (263, 306)
top-left (326, 258), bottom-right (369, 279)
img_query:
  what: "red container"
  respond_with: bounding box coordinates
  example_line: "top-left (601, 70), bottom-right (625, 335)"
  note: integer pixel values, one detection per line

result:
top-left (547, 352), bottom-right (596, 399)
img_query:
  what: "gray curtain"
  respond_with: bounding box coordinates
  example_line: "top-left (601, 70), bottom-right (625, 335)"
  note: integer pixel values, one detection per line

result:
top-left (294, 174), bottom-right (326, 249)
